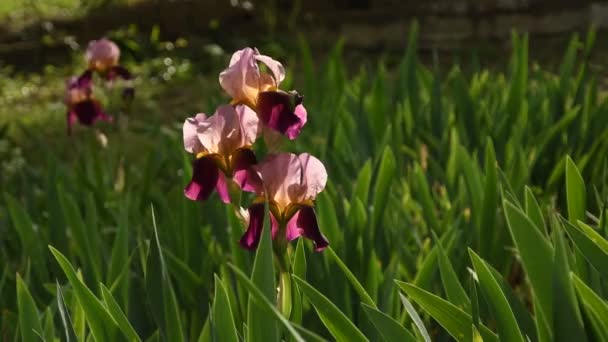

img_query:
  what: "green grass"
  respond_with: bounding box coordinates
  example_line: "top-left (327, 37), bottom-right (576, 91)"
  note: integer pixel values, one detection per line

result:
top-left (3, 23), bottom-right (608, 341)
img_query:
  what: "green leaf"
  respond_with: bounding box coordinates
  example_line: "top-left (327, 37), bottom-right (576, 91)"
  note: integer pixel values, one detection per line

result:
top-left (49, 246), bottom-right (118, 341)
top-left (503, 201), bottom-right (554, 328)
top-left (293, 275), bottom-right (368, 342)
top-left (56, 280), bottom-right (77, 342)
top-left (524, 186), bottom-right (546, 234)
top-left (100, 284), bottom-right (141, 342)
top-left (211, 275), bottom-right (239, 342)
top-left (469, 249), bottom-right (525, 342)
top-left (246, 199), bottom-right (278, 342)
top-left (361, 303), bottom-right (416, 342)
top-left (436, 233), bottom-right (470, 311)
top-left (396, 281), bottom-right (498, 342)
top-left (327, 247), bottom-right (376, 308)
top-left (5, 194), bottom-right (46, 282)
top-left (17, 274), bottom-right (43, 342)
top-left (291, 239), bottom-right (307, 327)
top-left (58, 190), bottom-right (101, 285)
top-left (562, 219), bottom-right (608, 279)
top-left (552, 222), bottom-right (587, 342)
top-left (414, 229), bottom-right (458, 289)
top-left (145, 207), bottom-right (184, 341)
top-left (399, 293), bottom-right (431, 342)
top-left (371, 146), bottom-right (396, 231)
top-left (572, 273), bottom-right (608, 338)
top-left (227, 264), bottom-right (304, 342)
top-left (412, 163), bottom-right (440, 233)
top-left (480, 138), bottom-right (498, 259)
top-left (565, 156), bottom-right (586, 223)
top-left (353, 159), bottom-right (373, 205)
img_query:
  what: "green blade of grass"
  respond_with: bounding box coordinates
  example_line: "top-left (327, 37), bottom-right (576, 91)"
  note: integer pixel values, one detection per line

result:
top-left (293, 275), bottom-right (368, 342)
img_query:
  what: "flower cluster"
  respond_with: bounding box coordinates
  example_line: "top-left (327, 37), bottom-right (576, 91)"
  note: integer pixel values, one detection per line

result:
top-left (183, 48), bottom-right (328, 252)
top-left (64, 38), bottom-right (134, 134)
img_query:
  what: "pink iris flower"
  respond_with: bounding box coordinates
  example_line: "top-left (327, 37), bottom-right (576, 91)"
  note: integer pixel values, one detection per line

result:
top-left (85, 38), bottom-right (134, 99)
top-left (64, 71), bottom-right (112, 135)
top-left (239, 153), bottom-right (329, 252)
top-left (219, 47), bottom-right (307, 140)
top-left (183, 104), bottom-right (260, 203)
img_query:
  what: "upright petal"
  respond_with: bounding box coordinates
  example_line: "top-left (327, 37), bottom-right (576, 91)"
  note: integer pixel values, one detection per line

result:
top-left (289, 206), bottom-right (329, 252)
top-left (184, 156), bottom-right (220, 201)
top-left (257, 91), bottom-right (307, 140)
top-left (197, 105), bottom-right (242, 155)
top-left (253, 153), bottom-right (302, 208)
top-left (183, 113), bottom-right (207, 154)
top-left (298, 153), bottom-right (328, 201)
top-left (86, 38), bottom-right (120, 71)
top-left (255, 54), bottom-right (285, 87)
top-left (239, 203), bottom-right (265, 250)
top-left (235, 104), bottom-right (260, 146)
top-left (219, 47), bottom-right (260, 105)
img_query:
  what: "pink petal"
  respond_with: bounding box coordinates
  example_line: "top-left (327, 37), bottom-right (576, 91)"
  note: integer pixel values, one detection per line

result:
top-left (86, 38), bottom-right (120, 70)
top-left (290, 206), bottom-right (329, 252)
top-left (235, 104), bottom-right (260, 146)
top-left (255, 54), bottom-right (285, 87)
top-left (298, 153), bottom-right (327, 201)
top-left (197, 105), bottom-right (242, 155)
top-left (183, 114), bottom-right (206, 154)
top-left (219, 48), bottom-right (260, 105)
top-left (253, 153), bottom-right (303, 207)
top-left (184, 156), bottom-right (220, 201)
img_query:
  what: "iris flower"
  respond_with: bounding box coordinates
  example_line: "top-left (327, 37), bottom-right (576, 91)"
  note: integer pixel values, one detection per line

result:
top-left (219, 48), bottom-right (307, 140)
top-left (64, 72), bottom-right (112, 135)
top-left (239, 153), bottom-right (329, 251)
top-left (183, 104), bottom-right (260, 203)
top-left (85, 38), bottom-right (134, 99)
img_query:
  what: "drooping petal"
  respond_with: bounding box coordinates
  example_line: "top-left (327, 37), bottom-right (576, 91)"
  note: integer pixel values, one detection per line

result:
top-left (235, 104), bottom-right (260, 146)
top-left (254, 54), bottom-right (285, 87)
top-left (215, 172), bottom-right (231, 204)
top-left (197, 105), bottom-right (242, 155)
top-left (292, 206), bottom-right (329, 252)
top-left (257, 91), bottom-right (307, 140)
top-left (183, 113), bottom-right (207, 154)
top-left (298, 153), bottom-right (328, 201)
top-left (239, 203), bottom-right (265, 250)
top-left (232, 148), bottom-right (258, 190)
top-left (107, 65), bottom-right (132, 81)
top-left (219, 47), bottom-right (260, 106)
top-left (184, 156), bottom-right (220, 201)
top-left (72, 100), bottom-right (112, 126)
top-left (239, 204), bottom-right (282, 250)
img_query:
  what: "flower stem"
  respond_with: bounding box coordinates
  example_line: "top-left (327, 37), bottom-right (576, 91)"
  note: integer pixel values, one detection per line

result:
top-left (278, 270), bottom-right (292, 318)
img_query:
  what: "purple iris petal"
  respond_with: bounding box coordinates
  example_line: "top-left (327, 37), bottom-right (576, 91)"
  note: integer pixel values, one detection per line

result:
top-left (292, 206), bottom-right (329, 252)
top-left (239, 204), bottom-right (281, 250)
top-left (232, 148), bottom-right (258, 191)
top-left (257, 91), bottom-right (307, 140)
top-left (72, 100), bottom-right (112, 126)
top-left (107, 65), bottom-right (132, 81)
top-left (239, 203), bottom-right (265, 250)
top-left (215, 172), bottom-right (231, 204)
top-left (184, 156), bottom-right (220, 201)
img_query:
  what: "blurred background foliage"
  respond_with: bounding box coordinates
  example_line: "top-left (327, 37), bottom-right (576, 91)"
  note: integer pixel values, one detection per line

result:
top-left (3, 0), bottom-right (608, 341)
